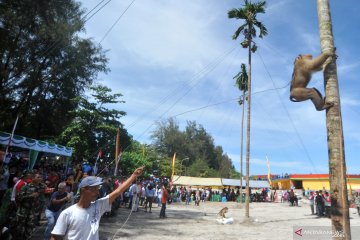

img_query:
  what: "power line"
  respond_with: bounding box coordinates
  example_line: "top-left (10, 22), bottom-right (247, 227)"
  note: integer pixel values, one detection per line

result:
top-left (256, 51), bottom-right (318, 174)
top-left (7, 0), bottom-right (112, 83)
top-left (84, 0), bottom-right (112, 23)
top-left (127, 44), bottom-right (238, 129)
top-left (130, 45), bottom-right (239, 140)
top-left (100, 0), bottom-right (136, 44)
top-left (168, 83), bottom-right (290, 118)
top-left (83, 0), bottom-right (107, 19)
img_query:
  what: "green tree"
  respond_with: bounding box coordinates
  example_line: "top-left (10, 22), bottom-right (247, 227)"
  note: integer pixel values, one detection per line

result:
top-left (151, 118), bottom-right (186, 157)
top-left (187, 159), bottom-right (216, 178)
top-left (58, 84), bottom-right (130, 161)
top-left (119, 142), bottom-right (155, 177)
top-left (151, 118), bottom-right (237, 178)
top-left (0, 0), bottom-right (108, 139)
top-left (228, 0), bottom-right (267, 218)
top-left (184, 121), bottom-right (217, 168)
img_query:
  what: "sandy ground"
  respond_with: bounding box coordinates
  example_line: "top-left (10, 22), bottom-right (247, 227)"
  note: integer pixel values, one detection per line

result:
top-left (31, 199), bottom-right (360, 240)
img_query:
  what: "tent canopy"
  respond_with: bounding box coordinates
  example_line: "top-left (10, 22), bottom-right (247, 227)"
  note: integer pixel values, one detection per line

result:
top-left (222, 178), bottom-right (270, 188)
top-left (172, 176), bottom-right (270, 188)
top-left (0, 131), bottom-right (72, 157)
top-left (172, 175), bottom-right (270, 188)
top-left (172, 175), bottom-right (223, 186)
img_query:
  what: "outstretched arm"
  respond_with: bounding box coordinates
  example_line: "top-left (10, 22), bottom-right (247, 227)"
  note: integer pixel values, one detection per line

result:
top-left (108, 166), bottom-right (144, 204)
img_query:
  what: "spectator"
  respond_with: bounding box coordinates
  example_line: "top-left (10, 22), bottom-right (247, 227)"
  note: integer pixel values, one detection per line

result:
top-left (159, 182), bottom-right (168, 218)
top-left (315, 190), bottom-right (325, 217)
top-left (10, 173), bottom-right (45, 239)
top-left (44, 182), bottom-right (71, 240)
top-left (353, 192), bottom-right (360, 216)
top-left (50, 166), bottom-right (144, 240)
top-left (308, 191), bottom-right (315, 215)
top-left (144, 183), bottom-right (155, 213)
top-left (0, 164), bottom-right (10, 205)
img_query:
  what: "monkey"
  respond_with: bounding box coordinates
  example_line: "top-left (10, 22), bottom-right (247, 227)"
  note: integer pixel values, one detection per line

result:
top-left (217, 207), bottom-right (228, 219)
top-left (289, 51), bottom-right (335, 111)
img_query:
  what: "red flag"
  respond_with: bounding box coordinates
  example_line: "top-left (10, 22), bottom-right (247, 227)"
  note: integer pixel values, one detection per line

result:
top-left (99, 149), bottom-right (103, 159)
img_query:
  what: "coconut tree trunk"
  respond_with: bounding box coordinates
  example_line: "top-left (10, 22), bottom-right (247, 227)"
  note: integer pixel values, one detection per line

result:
top-left (317, 1), bottom-right (350, 239)
top-left (239, 91), bottom-right (245, 205)
top-left (245, 38), bottom-right (252, 218)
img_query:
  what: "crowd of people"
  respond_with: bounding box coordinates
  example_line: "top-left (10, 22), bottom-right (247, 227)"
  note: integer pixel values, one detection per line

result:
top-left (1, 152), bottom-right (359, 239)
top-left (306, 190), bottom-right (331, 217)
top-left (306, 189), bottom-right (360, 218)
top-left (0, 154), bottom-right (282, 239)
top-left (0, 153), bottom-right (148, 240)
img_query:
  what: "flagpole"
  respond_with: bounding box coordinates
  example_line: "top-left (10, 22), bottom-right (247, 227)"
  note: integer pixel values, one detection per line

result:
top-left (266, 155), bottom-right (272, 189)
top-left (114, 128), bottom-right (120, 176)
top-left (171, 153), bottom-right (176, 177)
top-left (94, 149), bottom-right (102, 175)
top-left (3, 115), bottom-right (19, 163)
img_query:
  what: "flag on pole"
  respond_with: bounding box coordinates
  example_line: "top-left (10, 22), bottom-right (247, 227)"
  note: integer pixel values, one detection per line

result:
top-left (171, 152), bottom-right (176, 177)
top-left (266, 155), bottom-right (272, 188)
top-left (3, 115), bottom-right (19, 163)
top-left (114, 128), bottom-right (120, 176)
top-left (94, 149), bottom-right (102, 175)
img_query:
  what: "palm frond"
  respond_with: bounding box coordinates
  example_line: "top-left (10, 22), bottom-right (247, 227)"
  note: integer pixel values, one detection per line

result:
top-left (253, 1), bottom-right (266, 14)
top-left (228, 0), bottom-right (267, 51)
top-left (228, 8), bottom-right (247, 19)
top-left (234, 63), bottom-right (248, 91)
top-left (254, 20), bottom-right (268, 38)
top-left (232, 23), bottom-right (247, 40)
top-left (228, 9), bottom-right (239, 19)
top-left (251, 44), bottom-right (257, 53)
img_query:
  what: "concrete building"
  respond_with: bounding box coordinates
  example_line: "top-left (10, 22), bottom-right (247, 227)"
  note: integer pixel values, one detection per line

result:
top-left (269, 174), bottom-right (360, 191)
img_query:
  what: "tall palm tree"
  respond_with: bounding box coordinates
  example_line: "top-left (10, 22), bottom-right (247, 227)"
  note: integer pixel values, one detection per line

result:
top-left (228, 0), bottom-right (267, 218)
top-left (233, 63), bottom-right (248, 205)
top-left (317, 0), bottom-right (350, 238)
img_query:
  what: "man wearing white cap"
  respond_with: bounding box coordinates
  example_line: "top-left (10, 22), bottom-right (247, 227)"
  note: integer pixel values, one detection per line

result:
top-left (50, 166), bottom-right (144, 240)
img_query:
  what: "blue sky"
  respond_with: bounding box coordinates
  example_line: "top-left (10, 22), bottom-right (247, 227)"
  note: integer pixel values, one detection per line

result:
top-left (79, 0), bottom-right (360, 175)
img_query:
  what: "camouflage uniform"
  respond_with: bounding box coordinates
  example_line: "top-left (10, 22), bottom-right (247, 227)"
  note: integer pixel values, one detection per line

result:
top-left (10, 182), bottom-right (45, 239)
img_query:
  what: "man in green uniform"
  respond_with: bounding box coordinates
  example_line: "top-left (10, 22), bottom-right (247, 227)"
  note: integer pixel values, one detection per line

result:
top-left (11, 172), bottom-right (45, 239)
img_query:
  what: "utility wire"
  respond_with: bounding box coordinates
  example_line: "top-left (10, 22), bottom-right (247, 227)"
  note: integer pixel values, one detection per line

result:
top-left (100, 0), bottom-right (136, 44)
top-left (127, 44), bottom-right (238, 129)
top-left (84, 0), bottom-right (112, 23)
top-left (131, 45), bottom-right (238, 140)
top-left (90, 45), bottom-right (240, 178)
top-left (256, 51), bottom-right (318, 173)
top-left (7, 0), bottom-right (112, 82)
top-left (197, 47), bottom-right (241, 121)
top-left (83, 0), bottom-right (107, 19)
top-left (169, 83), bottom-right (290, 118)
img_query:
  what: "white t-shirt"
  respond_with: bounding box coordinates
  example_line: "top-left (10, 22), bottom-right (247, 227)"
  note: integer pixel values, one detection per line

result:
top-left (51, 196), bottom-right (110, 240)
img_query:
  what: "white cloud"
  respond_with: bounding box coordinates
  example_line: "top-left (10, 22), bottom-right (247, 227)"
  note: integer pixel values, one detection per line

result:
top-left (80, 0), bottom-right (360, 175)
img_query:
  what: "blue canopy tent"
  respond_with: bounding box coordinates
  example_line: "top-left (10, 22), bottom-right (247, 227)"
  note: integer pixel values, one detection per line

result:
top-left (0, 131), bottom-right (72, 170)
